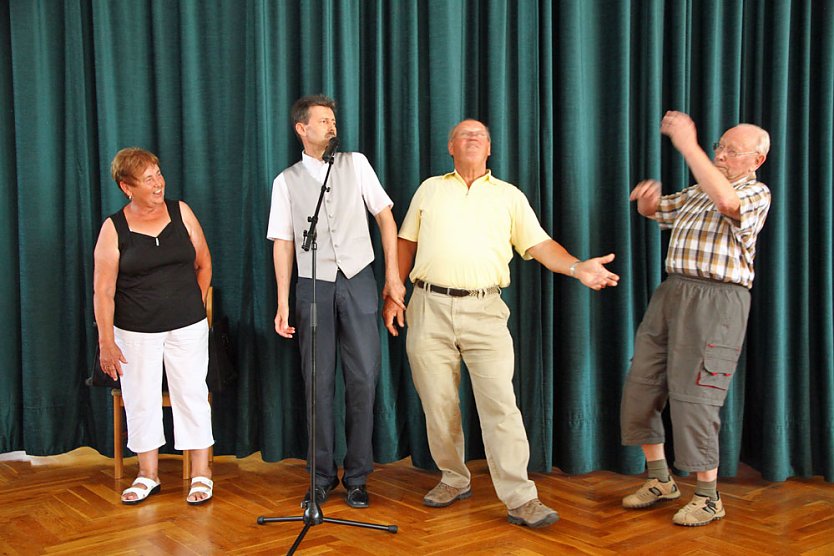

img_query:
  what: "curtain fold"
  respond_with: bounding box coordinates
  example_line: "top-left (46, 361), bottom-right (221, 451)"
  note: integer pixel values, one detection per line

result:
top-left (0, 0), bottom-right (831, 482)
top-left (0, 0), bottom-right (22, 453)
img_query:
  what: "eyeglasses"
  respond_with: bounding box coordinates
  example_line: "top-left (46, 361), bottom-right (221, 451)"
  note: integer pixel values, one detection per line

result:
top-left (456, 130), bottom-right (489, 139)
top-left (712, 142), bottom-right (758, 158)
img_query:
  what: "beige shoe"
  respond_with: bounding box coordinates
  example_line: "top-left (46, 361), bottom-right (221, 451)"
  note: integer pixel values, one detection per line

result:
top-left (672, 493), bottom-right (725, 526)
top-left (622, 477), bottom-right (681, 509)
top-left (423, 481), bottom-right (472, 507)
top-left (507, 499), bottom-right (560, 528)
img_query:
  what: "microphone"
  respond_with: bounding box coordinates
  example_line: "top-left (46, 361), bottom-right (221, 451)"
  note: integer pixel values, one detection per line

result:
top-left (322, 136), bottom-right (340, 164)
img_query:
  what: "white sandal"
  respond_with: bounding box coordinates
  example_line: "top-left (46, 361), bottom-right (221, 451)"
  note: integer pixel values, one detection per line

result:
top-left (121, 476), bottom-right (161, 505)
top-left (187, 476), bottom-right (213, 505)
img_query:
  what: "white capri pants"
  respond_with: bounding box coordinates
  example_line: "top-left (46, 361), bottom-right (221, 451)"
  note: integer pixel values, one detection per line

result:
top-left (115, 319), bottom-right (214, 453)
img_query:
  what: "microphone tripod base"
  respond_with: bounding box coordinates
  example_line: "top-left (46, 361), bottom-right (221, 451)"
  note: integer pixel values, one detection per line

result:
top-left (257, 501), bottom-right (398, 555)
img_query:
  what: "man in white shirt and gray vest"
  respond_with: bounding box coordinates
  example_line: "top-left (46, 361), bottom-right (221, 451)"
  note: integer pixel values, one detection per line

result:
top-left (267, 95), bottom-right (405, 509)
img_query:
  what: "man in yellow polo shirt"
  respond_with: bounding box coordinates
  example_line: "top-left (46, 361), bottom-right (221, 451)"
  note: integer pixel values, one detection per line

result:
top-left (383, 119), bottom-right (619, 528)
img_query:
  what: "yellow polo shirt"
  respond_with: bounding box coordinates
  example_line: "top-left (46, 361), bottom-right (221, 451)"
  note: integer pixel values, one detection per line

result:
top-left (399, 170), bottom-right (551, 289)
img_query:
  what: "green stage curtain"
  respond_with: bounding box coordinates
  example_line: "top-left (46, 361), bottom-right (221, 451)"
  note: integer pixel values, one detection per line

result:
top-left (0, 0), bottom-right (831, 482)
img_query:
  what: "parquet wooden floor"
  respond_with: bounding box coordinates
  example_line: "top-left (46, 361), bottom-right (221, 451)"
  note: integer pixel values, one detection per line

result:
top-left (0, 448), bottom-right (831, 555)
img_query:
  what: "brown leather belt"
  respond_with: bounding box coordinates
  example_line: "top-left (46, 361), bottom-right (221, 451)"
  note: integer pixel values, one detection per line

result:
top-left (414, 279), bottom-right (501, 298)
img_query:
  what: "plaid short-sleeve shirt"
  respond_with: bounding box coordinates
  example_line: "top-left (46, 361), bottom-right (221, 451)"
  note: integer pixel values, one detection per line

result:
top-left (654, 174), bottom-right (771, 288)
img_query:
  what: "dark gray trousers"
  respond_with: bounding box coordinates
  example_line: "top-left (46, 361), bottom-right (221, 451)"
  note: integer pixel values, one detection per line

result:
top-left (295, 265), bottom-right (380, 487)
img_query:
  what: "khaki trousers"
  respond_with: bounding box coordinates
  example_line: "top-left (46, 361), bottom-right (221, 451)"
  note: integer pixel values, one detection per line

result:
top-left (406, 286), bottom-right (537, 509)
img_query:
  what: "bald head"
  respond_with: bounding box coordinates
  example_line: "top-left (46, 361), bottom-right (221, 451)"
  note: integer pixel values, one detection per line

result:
top-left (447, 119), bottom-right (492, 180)
top-left (713, 123), bottom-right (770, 181)
top-left (732, 123), bottom-right (770, 156)
top-left (448, 119), bottom-right (491, 143)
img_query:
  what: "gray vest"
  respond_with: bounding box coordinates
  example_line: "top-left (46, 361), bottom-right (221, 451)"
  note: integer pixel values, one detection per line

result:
top-left (284, 153), bottom-right (374, 281)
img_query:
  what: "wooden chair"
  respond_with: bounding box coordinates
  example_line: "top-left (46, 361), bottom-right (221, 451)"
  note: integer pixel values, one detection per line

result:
top-left (112, 286), bottom-right (214, 480)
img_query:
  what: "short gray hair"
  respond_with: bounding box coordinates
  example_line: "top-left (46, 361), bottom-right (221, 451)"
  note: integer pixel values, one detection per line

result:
top-left (736, 123), bottom-right (770, 155)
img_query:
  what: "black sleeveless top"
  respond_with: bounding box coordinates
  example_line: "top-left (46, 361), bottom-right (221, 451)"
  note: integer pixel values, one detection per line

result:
top-left (110, 199), bottom-right (205, 333)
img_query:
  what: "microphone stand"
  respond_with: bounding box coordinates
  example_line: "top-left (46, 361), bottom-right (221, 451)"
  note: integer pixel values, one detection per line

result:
top-left (257, 152), bottom-right (398, 554)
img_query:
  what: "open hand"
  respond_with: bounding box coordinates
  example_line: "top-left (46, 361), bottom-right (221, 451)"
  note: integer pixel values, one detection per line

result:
top-left (574, 254), bottom-right (620, 291)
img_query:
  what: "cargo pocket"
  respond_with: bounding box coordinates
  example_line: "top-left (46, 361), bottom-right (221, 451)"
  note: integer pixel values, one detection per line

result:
top-left (697, 343), bottom-right (740, 391)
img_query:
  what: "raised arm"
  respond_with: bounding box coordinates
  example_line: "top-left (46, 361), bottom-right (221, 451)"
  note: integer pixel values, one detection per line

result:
top-left (660, 111), bottom-right (741, 220)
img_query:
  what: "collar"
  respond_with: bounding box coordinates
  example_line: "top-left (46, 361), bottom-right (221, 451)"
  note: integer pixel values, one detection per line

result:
top-left (730, 172), bottom-right (757, 188)
top-left (301, 150), bottom-right (328, 171)
top-left (446, 169), bottom-right (494, 186)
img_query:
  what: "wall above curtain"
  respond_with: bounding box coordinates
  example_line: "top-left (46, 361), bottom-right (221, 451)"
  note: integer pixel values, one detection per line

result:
top-left (0, 0), bottom-right (831, 482)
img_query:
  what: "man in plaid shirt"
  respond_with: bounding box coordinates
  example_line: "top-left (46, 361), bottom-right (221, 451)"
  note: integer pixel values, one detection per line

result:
top-left (620, 111), bottom-right (771, 526)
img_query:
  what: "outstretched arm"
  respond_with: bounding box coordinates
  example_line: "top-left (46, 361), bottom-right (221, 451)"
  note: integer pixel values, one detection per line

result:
top-left (526, 239), bottom-right (619, 291)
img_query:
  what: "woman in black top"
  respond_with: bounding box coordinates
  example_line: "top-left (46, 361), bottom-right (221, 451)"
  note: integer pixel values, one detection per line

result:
top-left (93, 148), bottom-right (214, 505)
